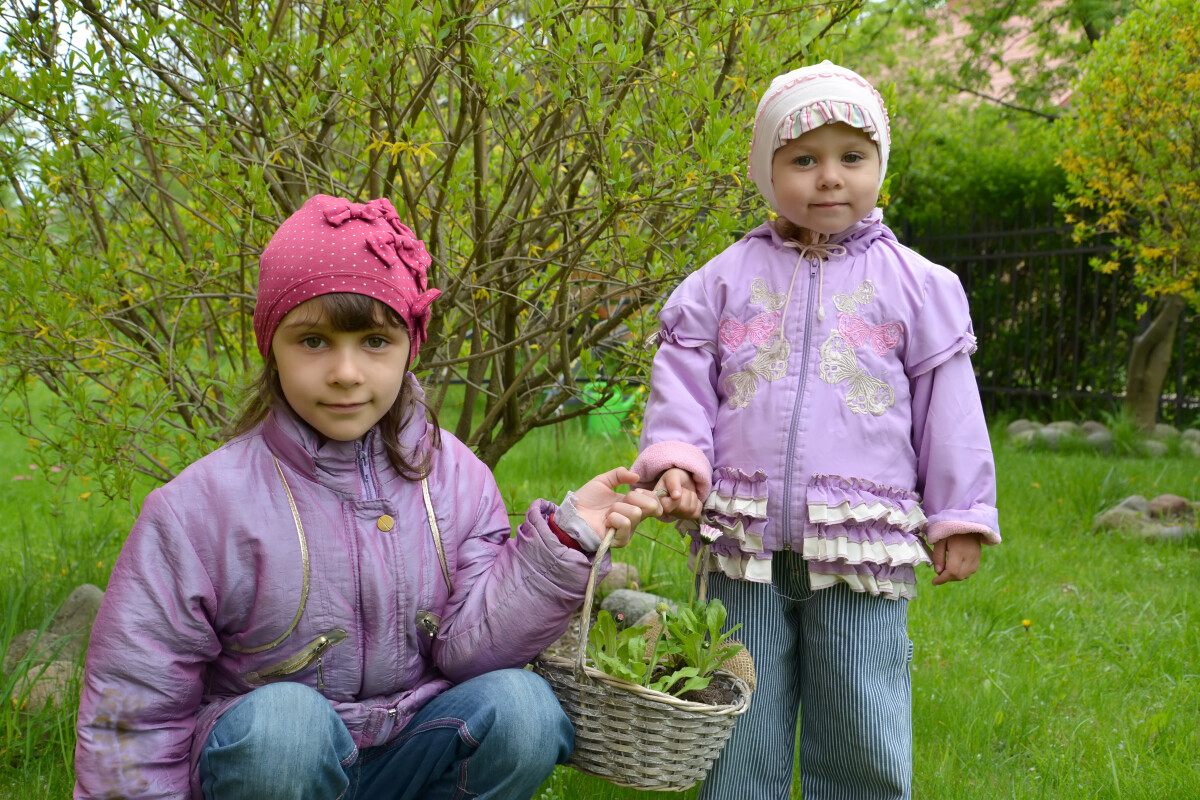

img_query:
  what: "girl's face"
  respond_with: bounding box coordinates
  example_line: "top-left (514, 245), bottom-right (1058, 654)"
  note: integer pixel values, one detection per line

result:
top-left (770, 122), bottom-right (880, 236)
top-left (272, 297), bottom-right (411, 441)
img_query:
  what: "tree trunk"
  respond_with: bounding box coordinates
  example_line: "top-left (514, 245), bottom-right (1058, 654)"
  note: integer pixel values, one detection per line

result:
top-left (1125, 294), bottom-right (1185, 429)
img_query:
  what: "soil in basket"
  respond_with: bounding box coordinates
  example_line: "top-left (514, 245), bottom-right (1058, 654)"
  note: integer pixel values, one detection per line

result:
top-left (656, 669), bottom-right (739, 707)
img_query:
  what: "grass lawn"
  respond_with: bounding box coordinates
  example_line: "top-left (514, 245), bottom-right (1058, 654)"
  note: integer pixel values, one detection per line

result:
top-left (1, 402), bottom-right (1197, 798)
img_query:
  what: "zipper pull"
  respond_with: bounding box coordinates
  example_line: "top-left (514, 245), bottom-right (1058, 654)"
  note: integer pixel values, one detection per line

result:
top-left (317, 656), bottom-right (325, 689)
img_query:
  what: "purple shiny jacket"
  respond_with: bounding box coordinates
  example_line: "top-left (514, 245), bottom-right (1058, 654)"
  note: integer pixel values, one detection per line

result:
top-left (75, 382), bottom-right (599, 799)
top-left (633, 212), bottom-right (1000, 599)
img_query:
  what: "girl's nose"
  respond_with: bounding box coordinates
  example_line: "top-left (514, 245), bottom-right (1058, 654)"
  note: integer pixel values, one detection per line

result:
top-left (329, 348), bottom-right (365, 385)
top-left (816, 164), bottom-right (843, 188)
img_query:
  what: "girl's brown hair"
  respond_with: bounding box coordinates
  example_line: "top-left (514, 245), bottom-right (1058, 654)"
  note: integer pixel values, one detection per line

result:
top-left (230, 293), bottom-right (441, 479)
top-left (771, 216), bottom-right (826, 246)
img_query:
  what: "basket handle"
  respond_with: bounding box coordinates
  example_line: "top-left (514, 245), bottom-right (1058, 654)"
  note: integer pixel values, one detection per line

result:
top-left (573, 527), bottom-right (616, 682)
top-left (572, 524), bottom-right (712, 683)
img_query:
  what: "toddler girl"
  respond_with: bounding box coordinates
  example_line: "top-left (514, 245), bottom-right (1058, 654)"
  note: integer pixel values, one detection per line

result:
top-left (74, 194), bottom-right (663, 800)
top-left (633, 62), bottom-right (1000, 799)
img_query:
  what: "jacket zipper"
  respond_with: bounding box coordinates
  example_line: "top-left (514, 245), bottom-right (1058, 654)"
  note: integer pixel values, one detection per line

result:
top-left (244, 629), bottom-right (348, 687)
top-left (356, 439), bottom-right (378, 501)
top-left (781, 260), bottom-right (820, 552)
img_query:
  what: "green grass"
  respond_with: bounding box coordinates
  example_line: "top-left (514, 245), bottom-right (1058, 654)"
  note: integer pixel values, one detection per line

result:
top-left (2, 405), bottom-right (1198, 798)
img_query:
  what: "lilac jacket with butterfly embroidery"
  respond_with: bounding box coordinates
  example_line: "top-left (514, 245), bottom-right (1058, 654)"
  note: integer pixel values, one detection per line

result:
top-left (632, 211), bottom-right (999, 599)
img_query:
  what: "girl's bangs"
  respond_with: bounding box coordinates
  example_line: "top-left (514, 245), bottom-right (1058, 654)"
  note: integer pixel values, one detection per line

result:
top-left (315, 293), bottom-right (405, 331)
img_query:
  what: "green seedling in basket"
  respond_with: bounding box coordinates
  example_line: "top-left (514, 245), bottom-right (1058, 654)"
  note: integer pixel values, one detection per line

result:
top-left (585, 599), bottom-right (743, 698)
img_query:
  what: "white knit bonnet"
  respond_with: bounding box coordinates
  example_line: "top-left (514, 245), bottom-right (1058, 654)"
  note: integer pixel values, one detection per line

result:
top-left (748, 61), bottom-right (891, 213)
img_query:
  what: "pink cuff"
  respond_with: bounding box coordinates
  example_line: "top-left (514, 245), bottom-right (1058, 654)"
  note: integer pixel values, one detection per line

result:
top-left (926, 520), bottom-right (1001, 546)
top-left (630, 441), bottom-right (713, 499)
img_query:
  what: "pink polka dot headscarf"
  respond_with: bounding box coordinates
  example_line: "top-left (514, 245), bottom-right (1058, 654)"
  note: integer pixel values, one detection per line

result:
top-left (254, 194), bottom-right (441, 363)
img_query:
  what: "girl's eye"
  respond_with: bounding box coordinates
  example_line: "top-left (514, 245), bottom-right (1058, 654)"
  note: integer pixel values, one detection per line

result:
top-left (793, 155), bottom-right (815, 167)
top-left (843, 153), bottom-right (864, 164)
top-left (364, 336), bottom-right (388, 349)
top-left (301, 336), bottom-right (325, 349)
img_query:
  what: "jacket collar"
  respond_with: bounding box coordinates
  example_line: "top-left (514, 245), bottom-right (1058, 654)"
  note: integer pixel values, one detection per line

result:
top-left (261, 374), bottom-right (431, 497)
top-left (746, 208), bottom-right (893, 258)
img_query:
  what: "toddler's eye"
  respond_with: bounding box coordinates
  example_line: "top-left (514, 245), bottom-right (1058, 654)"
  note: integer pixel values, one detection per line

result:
top-left (843, 153), bottom-right (864, 164)
top-left (792, 155), bottom-right (816, 167)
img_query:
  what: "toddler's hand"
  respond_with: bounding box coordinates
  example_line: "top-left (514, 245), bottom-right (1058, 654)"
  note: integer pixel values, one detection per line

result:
top-left (655, 468), bottom-right (702, 520)
top-left (572, 467), bottom-right (665, 547)
top-left (931, 532), bottom-right (983, 586)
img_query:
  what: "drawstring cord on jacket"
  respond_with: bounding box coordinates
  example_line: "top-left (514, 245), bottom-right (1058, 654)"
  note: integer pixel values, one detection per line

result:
top-left (782, 237), bottom-right (848, 324)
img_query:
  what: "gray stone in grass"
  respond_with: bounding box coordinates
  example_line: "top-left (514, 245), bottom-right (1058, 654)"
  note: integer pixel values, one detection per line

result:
top-left (1034, 427), bottom-right (1065, 449)
top-left (1093, 507), bottom-right (1151, 534)
top-left (10, 660), bottom-right (76, 710)
top-left (1138, 439), bottom-right (1170, 458)
top-left (1150, 423), bottom-right (1180, 441)
top-left (601, 589), bottom-right (676, 629)
top-left (1007, 419), bottom-right (1041, 437)
top-left (1081, 420), bottom-right (1109, 436)
top-left (3, 629), bottom-right (83, 674)
top-left (1148, 494), bottom-right (1194, 521)
top-left (1116, 495), bottom-right (1150, 514)
top-left (1140, 525), bottom-right (1191, 542)
top-left (597, 561), bottom-right (641, 597)
top-left (1046, 421), bottom-right (1080, 435)
top-left (1183, 440), bottom-right (1200, 459)
top-left (1086, 430), bottom-right (1113, 454)
top-left (1182, 428), bottom-right (1200, 444)
top-left (49, 583), bottom-right (104, 639)
top-left (1012, 429), bottom-right (1038, 447)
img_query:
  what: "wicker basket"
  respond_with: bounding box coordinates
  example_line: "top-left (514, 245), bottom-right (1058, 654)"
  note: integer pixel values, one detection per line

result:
top-left (533, 532), bottom-right (751, 792)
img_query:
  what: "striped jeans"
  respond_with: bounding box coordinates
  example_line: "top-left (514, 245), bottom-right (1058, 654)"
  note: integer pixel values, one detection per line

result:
top-left (700, 550), bottom-right (913, 800)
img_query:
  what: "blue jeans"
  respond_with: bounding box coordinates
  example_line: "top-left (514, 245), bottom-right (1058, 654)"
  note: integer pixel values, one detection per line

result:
top-left (199, 669), bottom-right (573, 800)
top-left (699, 552), bottom-right (914, 800)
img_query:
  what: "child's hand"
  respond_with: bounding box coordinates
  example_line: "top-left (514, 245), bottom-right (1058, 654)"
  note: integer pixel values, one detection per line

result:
top-left (573, 467), bottom-right (665, 547)
top-left (654, 468), bottom-right (702, 520)
top-left (931, 532), bottom-right (983, 586)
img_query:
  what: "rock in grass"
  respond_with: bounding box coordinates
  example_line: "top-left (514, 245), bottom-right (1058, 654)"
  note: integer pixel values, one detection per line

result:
top-left (1148, 494), bottom-right (1195, 521)
top-left (598, 561), bottom-right (640, 596)
top-left (1086, 430), bottom-right (1113, 453)
top-left (1081, 420), bottom-right (1109, 436)
top-left (1046, 421), bottom-right (1080, 435)
top-left (601, 589), bottom-right (675, 629)
top-left (10, 661), bottom-right (76, 711)
top-left (1007, 419), bottom-right (1041, 437)
top-left (1116, 495), bottom-right (1150, 513)
top-left (1093, 507), bottom-right (1151, 534)
top-left (1150, 423), bottom-right (1179, 441)
top-left (50, 583), bottom-right (104, 638)
top-left (1182, 428), bottom-right (1200, 444)
top-left (3, 629), bottom-right (85, 674)
top-left (1139, 439), bottom-right (1169, 458)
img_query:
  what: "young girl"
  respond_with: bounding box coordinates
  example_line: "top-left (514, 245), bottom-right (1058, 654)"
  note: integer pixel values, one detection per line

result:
top-left (74, 194), bottom-right (664, 800)
top-left (632, 62), bottom-right (1000, 799)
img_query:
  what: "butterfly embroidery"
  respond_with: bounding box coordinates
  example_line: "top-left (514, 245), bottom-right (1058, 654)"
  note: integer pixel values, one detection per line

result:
top-left (818, 331), bottom-right (895, 416)
top-left (724, 338), bottom-right (791, 409)
top-left (838, 313), bottom-right (904, 356)
top-left (719, 311), bottom-right (780, 350)
top-left (832, 280), bottom-right (876, 314)
top-left (749, 278), bottom-right (788, 312)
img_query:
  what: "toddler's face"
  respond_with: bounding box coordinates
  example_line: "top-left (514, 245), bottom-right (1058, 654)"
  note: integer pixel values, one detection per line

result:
top-left (770, 122), bottom-right (880, 236)
top-left (272, 298), bottom-right (411, 441)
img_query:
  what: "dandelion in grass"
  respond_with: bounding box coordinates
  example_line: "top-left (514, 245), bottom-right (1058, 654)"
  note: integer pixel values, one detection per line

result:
top-left (1022, 619), bottom-right (1032, 630)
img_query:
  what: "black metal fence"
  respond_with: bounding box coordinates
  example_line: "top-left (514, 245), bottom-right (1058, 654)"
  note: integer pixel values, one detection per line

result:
top-left (902, 208), bottom-right (1200, 428)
